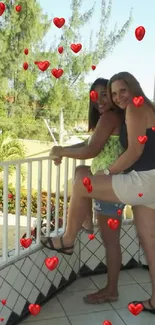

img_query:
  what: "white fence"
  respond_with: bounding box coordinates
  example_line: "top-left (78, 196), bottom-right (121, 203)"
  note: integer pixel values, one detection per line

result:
top-left (0, 156), bottom-right (132, 268)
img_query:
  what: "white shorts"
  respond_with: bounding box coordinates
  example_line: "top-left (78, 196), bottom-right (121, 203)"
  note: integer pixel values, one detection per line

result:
top-left (112, 169), bottom-right (155, 209)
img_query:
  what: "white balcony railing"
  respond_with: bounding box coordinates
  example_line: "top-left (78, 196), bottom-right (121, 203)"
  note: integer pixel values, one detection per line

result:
top-left (0, 156), bottom-right (133, 268)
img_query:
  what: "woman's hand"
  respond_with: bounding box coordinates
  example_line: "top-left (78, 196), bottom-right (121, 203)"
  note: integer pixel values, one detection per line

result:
top-left (53, 157), bottom-right (62, 166)
top-left (49, 146), bottom-right (63, 158)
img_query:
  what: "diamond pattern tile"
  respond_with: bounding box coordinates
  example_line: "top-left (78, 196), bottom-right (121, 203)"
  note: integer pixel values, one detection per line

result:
top-left (0, 220), bottom-right (150, 325)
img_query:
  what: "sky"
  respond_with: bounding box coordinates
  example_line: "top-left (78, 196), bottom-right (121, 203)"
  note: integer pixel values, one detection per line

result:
top-left (38, 0), bottom-right (155, 100)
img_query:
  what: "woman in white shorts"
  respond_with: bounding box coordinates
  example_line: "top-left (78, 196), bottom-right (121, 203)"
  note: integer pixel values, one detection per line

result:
top-left (41, 72), bottom-right (155, 314)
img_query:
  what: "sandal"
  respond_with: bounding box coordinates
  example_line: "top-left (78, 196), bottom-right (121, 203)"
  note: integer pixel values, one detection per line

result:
top-left (41, 236), bottom-right (74, 255)
top-left (80, 226), bottom-right (94, 234)
top-left (129, 299), bottom-right (155, 314)
top-left (83, 289), bottom-right (118, 304)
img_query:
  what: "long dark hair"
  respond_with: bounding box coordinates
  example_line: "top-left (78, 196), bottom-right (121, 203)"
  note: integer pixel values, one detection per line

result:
top-left (88, 78), bottom-right (109, 131)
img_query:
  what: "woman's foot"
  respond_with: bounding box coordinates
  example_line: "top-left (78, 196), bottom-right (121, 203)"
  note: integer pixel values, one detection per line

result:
top-left (83, 286), bottom-right (119, 304)
top-left (130, 299), bottom-right (155, 314)
top-left (41, 235), bottom-right (74, 255)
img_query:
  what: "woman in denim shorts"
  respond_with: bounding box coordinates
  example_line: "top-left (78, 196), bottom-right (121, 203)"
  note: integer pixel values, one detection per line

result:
top-left (46, 78), bottom-right (126, 304)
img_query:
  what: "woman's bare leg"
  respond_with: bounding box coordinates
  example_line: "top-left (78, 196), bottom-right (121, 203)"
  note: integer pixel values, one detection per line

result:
top-left (133, 206), bottom-right (155, 309)
top-left (74, 165), bottom-right (93, 232)
top-left (84, 213), bottom-right (122, 303)
top-left (41, 172), bottom-right (120, 251)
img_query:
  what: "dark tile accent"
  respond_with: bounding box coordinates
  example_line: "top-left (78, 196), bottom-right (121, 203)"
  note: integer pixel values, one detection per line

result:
top-left (6, 311), bottom-right (19, 325)
top-left (35, 292), bottom-right (46, 305)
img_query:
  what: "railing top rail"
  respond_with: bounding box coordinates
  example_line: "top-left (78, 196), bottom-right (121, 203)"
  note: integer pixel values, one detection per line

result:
top-left (0, 156), bottom-right (51, 166)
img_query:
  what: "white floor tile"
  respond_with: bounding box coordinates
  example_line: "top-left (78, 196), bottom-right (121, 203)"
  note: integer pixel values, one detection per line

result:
top-left (111, 284), bottom-right (150, 309)
top-left (140, 282), bottom-right (152, 295)
top-left (22, 298), bottom-right (65, 322)
top-left (65, 277), bottom-right (97, 292)
top-left (69, 309), bottom-right (125, 325)
top-left (57, 290), bottom-right (112, 316)
top-left (128, 268), bottom-right (151, 283)
top-left (20, 317), bottom-right (70, 325)
top-left (90, 270), bottom-right (137, 289)
top-left (118, 307), bottom-right (155, 325)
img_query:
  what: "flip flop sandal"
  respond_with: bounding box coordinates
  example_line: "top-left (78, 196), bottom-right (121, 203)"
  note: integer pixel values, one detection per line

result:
top-left (41, 236), bottom-right (74, 255)
top-left (129, 299), bottom-right (155, 314)
top-left (83, 290), bottom-right (118, 304)
top-left (80, 226), bottom-right (94, 234)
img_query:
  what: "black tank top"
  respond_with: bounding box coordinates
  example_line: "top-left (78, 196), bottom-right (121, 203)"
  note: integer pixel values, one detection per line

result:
top-left (119, 124), bottom-right (155, 173)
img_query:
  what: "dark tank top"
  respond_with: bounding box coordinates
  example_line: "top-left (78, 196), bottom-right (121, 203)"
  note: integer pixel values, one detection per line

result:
top-left (119, 124), bottom-right (155, 173)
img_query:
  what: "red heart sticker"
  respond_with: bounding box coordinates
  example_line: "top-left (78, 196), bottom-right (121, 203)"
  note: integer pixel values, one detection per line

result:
top-left (51, 69), bottom-right (63, 78)
top-left (138, 193), bottom-right (143, 197)
top-left (8, 193), bottom-right (13, 199)
top-left (87, 184), bottom-right (93, 192)
top-left (128, 303), bottom-right (144, 315)
top-left (83, 177), bottom-right (91, 187)
top-left (23, 62), bottom-right (29, 70)
top-left (15, 5), bottom-right (22, 12)
top-left (38, 61), bottom-right (50, 71)
top-left (28, 304), bottom-right (41, 316)
top-left (137, 135), bottom-right (148, 144)
top-left (0, 3), bottom-right (5, 16)
top-left (135, 26), bottom-right (145, 41)
top-left (90, 90), bottom-right (98, 102)
top-left (45, 256), bottom-right (59, 271)
top-left (58, 46), bottom-right (63, 54)
top-left (24, 48), bottom-right (29, 55)
top-left (132, 96), bottom-right (144, 107)
top-left (0, 318), bottom-right (4, 322)
top-left (117, 209), bottom-right (122, 216)
top-left (20, 238), bottom-right (32, 248)
top-left (91, 65), bottom-right (96, 70)
top-left (152, 126), bottom-right (155, 131)
top-left (107, 219), bottom-right (119, 230)
top-left (88, 234), bottom-right (95, 240)
top-left (102, 321), bottom-right (112, 325)
top-left (53, 17), bottom-right (65, 28)
top-left (1, 299), bottom-right (6, 305)
top-left (70, 43), bottom-right (82, 53)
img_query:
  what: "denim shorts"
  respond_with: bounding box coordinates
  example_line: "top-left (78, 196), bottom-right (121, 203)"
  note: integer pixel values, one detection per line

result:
top-left (93, 200), bottom-right (125, 217)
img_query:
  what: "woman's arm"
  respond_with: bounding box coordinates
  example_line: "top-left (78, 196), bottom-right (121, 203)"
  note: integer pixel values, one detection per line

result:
top-left (64, 140), bottom-right (88, 149)
top-left (51, 112), bottom-right (119, 160)
top-left (108, 104), bottom-right (146, 174)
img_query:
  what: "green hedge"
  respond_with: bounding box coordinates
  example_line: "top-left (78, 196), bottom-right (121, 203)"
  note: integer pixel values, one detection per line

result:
top-left (0, 183), bottom-right (70, 218)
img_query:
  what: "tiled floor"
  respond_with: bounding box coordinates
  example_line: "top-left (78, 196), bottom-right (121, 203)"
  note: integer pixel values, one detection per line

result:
top-left (20, 268), bottom-right (155, 325)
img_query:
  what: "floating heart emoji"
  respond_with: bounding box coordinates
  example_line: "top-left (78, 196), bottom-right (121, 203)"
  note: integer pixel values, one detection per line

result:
top-left (38, 61), bottom-right (50, 71)
top-left (23, 62), bottom-right (29, 70)
top-left (91, 65), bottom-right (96, 70)
top-left (102, 321), bottom-right (112, 325)
top-left (83, 177), bottom-right (91, 187)
top-left (58, 46), bottom-right (63, 54)
top-left (132, 96), bottom-right (144, 107)
top-left (128, 303), bottom-right (143, 315)
top-left (135, 26), bottom-right (145, 41)
top-left (45, 256), bottom-right (59, 271)
top-left (0, 318), bottom-right (4, 322)
top-left (20, 238), bottom-right (32, 248)
top-left (107, 218), bottom-right (119, 230)
top-left (138, 135), bottom-right (148, 144)
top-left (87, 184), bottom-right (93, 193)
top-left (138, 193), bottom-right (143, 197)
top-left (8, 193), bottom-right (13, 199)
top-left (70, 43), bottom-right (82, 53)
top-left (24, 48), bottom-right (29, 55)
top-left (0, 2), bottom-right (5, 16)
top-left (152, 126), bottom-right (155, 131)
top-left (28, 304), bottom-right (41, 316)
top-left (88, 234), bottom-right (95, 240)
top-left (117, 209), bottom-right (122, 216)
top-left (51, 68), bottom-right (63, 78)
top-left (15, 5), bottom-right (22, 12)
top-left (53, 17), bottom-right (65, 28)
top-left (90, 90), bottom-right (98, 102)
top-left (1, 299), bottom-right (6, 305)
